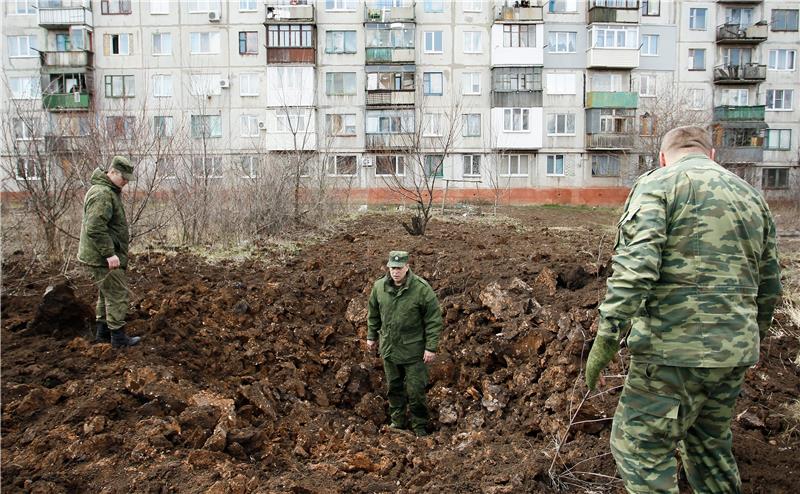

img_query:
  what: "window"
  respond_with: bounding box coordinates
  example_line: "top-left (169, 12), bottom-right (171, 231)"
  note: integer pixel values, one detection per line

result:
top-left (151, 0), bottom-right (169, 14)
top-left (239, 73), bottom-right (260, 96)
top-left (771, 9), bottom-right (799, 31)
top-left (190, 32), bottom-right (221, 54)
top-left (106, 116), bottom-right (136, 140)
top-left (494, 67), bottom-right (542, 91)
top-left (267, 25), bottom-right (313, 48)
top-left (328, 155), bottom-right (357, 176)
top-left (463, 31), bottom-right (482, 54)
top-left (104, 75), bottom-right (135, 98)
top-left (276, 110), bottom-right (307, 133)
top-left (153, 116), bottom-right (174, 137)
top-left (423, 72), bottom-right (443, 95)
top-left (424, 155), bottom-right (444, 178)
top-left (463, 155), bottom-right (480, 177)
top-left (641, 0), bottom-right (659, 16)
top-left (463, 0), bottom-right (482, 12)
top-left (598, 108), bottom-right (632, 133)
top-left (639, 75), bottom-right (656, 97)
top-left (423, 113), bottom-right (442, 136)
top-left (462, 72), bottom-right (481, 95)
top-left (690, 88), bottom-right (705, 110)
top-left (326, 72), bottom-right (357, 95)
top-left (688, 48), bottom-right (706, 70)
top-left (13, 118), bottom-right (37, 141)
top-left (188, 0), bottom-right (221, 13)
top-left (101, 0), bottom-right (132, 14)
top-left (240, 115), bottom-right (260, 137)
top-left (191, 115), bottom-right (222, 138)
top-left (192, 156), bottom-right (224, 179)
top-left (240, 155), bottom-right (259, 178)
top-left (720, 88), bottom-right (749, 106)
top-left (721, 127), bottom-right (762, 148)
top-left (16, 158), bottom-right (43, 180)
top-left (365, 25), bottom-right (415, 49)
top-left (424, 31), bottom-right (443, 53)
top-left (546, 155), bottom-right (565, 176)
top-left (152, 75), bottom-right (173, 97)
top-left (721, 47), bottom-right (752, 66)
top-left (326, 113), bottom-right (356, 136)
top-left (376, 155), bottom-right (405, 176)
top-left (546, 73), bottom-right (576, 95)
top-left (589, 73), bottom-right (620, 92)
top-left (239, 0), bottom-right (257, 11)
top-left (765, 129), bottom-right (791, 150)
top-left (547, 113), bottom-right (575, 135)
top-left (424, 0), bottom-right (444, 13)
top-left (766, 89), bottom-right (793, 111)
top-left (152, 33), bottom-right (172, 55)
top-left (591, 155), bottom-right (620, 177)
top-left (325, 0), bottom-right (356, 11)
top-left (640, 113), bottom-right (655, 136)
top-left (592, 25), bottom-right (638, 49)
top-left (500, 154), bottom-right (529, 176)
top-left (9, 77), bottom-right (40, 99)
top-left (326, 30), bottom-right (357, 54)
top-left (503, 24), bottom-right (536, 48)
top-left (548, 32), bottom-right (576, 53)
top-left (11, 0), bottom-right (36, 15)
top-left (239, 31), bottom-right (258, 55)
top-left (549, 0), bottom-right (577, 13)
top-left (366, 110), bottom-right (415, 134)
top-left (504, 108), bottom-right (530, 132)
top-left (104, 33), bottom-right (132, 55)
top-left (689, 8), bottom-right (707, 30)
top-left (463, 114), bottom-right (481, 137)
top-left (190, 74), bottom-right (222, 96)
top-left (8, 35), bottom-right (37, 57)
top-left (763, 168), bottom-right (789, 189)
top-left (769, 50), bottom-right (796, 71)
top-left (641, 34), bottom-right (658, 56)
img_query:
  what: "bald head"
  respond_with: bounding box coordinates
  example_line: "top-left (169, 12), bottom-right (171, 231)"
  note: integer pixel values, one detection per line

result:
top-left (659, 126), bottom-right (715, 167)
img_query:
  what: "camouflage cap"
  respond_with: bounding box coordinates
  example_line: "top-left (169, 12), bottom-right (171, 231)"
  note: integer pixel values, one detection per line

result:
top-left (387, 251), bottom-right (409, 268)
top-left (110, 156), bottom-right (134, 181)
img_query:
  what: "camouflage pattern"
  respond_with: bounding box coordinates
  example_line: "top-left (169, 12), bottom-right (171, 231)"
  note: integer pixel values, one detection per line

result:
top-left (87, 265), bottom-right (129, 330)
top-left (611, 361), bottom-right (746, 494)
top-left (78, 168), bottom-right (130, 269)
top-left (383, 359), bottom-right (429, 432)
top-left (598, 153), bottom-right (782, 367)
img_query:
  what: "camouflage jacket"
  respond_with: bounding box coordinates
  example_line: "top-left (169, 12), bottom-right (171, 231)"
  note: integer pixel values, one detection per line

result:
top-left (77, 168), bottom-right (130, 269)
top-left (598, 154), bottom-right (781, 367)
top-left (367, 270), bottom-right (442, 364)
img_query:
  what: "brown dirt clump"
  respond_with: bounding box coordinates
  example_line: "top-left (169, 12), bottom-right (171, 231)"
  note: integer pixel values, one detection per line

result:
top-left (2, 209), bottom-right (798, 493)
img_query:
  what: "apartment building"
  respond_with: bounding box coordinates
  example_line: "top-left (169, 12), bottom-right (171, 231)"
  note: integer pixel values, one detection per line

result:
top-left (2, 0), bottom-right (798, 202)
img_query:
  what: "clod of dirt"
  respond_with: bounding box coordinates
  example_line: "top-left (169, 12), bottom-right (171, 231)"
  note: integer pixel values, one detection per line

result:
top-left (737, 409), bottom-right (766, 430)
top-left (479, 278), bottom-right (541, 321)
top-left (557, 266), bottom-right (591, 291)
top-left (534, 268), bottom-right (558, 296)
top-left (26, 283), bottom-right (92, 337)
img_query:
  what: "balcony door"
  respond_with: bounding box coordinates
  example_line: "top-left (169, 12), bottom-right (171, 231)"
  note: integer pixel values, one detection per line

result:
top-left (722, 47), bottom-right (752, 66)
top-left (727, 8), bottom-right (754, 28)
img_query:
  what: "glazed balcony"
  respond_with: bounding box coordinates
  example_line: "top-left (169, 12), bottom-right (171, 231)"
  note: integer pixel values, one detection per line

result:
top-left (713, 105), bottom-right (765, 121)
top-left (265, 2), bottom-right (314, 22)
top-left (365, 47), bottom-right (415, 64)
top-left (365, 2), bottom-right (415, 22)
top-left (42, 92), bottom-right (91, 111)
top-left (586, 91), bottom-right (639, 109)
top-left (366, 91), bottom-right (415, 107)
top-left (586, 48), bottom-right (639, 68)
top-left (38, 6), bottom-right (93, 28)
top-left (495, 3), bottom-right (544, 22)
top-left (39, 50), bottom-right (93, 71)
top-left (716, 22), bottom-right (768, 43)
top-left (586, 133), bottom-right (635, 150)
top-left (713, 63), bottom-right (766, 84)
top-left (365, 133), bottom-right (412, 150)
top-left (588, 0), bottom-right (640, 24)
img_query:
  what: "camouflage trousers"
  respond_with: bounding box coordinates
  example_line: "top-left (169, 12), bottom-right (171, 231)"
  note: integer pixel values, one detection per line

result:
top-left (87, 266), bottom-right (129, 331)
top-left (610, 360), bottom-right (747, 494)
top-left (383, 359), bottom-right (429, 431)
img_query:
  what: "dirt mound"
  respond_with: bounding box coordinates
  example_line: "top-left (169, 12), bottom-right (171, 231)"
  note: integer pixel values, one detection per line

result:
top-left (2, 211), bottom-right (798, 493)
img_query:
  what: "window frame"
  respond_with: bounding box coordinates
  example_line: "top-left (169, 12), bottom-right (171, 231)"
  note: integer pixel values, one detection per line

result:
top-left (8, 35), bottom-right (37, 58)
top-left (502, 24), bottom-right (536, 48)
top-left (591, 155), bottom-right (621, 177)
top-left (9, 76), bottom-right (40, 100)
top-left (639, 74), bottom-right (657, 97)
top-left (641, 0), bottom-right (659, 17)
top-left (153, 115), bottom-right (174, 138)
top-left (325, 30), bottom-right (357, 54)
top-left (762, 168), bottom-right (789, 189)
top-left (640, 34), bottom-right (659, 56)
top-left (503, 108), bottom-right (531, 132)
top-left (267, 25), bottom-right (313, 48)
top-left (325, 72), bottom-right (357, 96)
top-left (771, 9), bottom-right (799, 32)
top-left (423, 72), bottom-right (444, 96)
top-left (11, 0), bottom-right (36, 15)
top-left (462, 113), bottom-right (481, 137)
top-left (766, 89), bottom-right (794, 111)
top-left (324, 0), bottom-right (357, 12)
top-left (499, 154), bottom-right (529, 177)
top-left (151, 0), bottom-right (170, 15)
top-left (239, 72), bottom-right (260, 97)
top-left (326, 113), bottom-right (357, 136)
top-left (764, 129), bottom-right (792, 150)
top-left (16, 158), bottom-right (43, 181)
top-left (547, 31), bottom-right (576, 54)
top-left (688, 48), bottom-right (706, 71)
top-left (152, 74), bottom-right (173, 98)
top-left (546, 154), bottom-right (565, 177)
top-left (239, 0), bottom-right (257, 12)
top-left (463, 154), bottom-right (481, 177)
top-left (462, 72), bottom-right (481, 95)
top-left (689, 8), bottom-right (707, 31)
top-left (463, 31), bottom-right (482, 54)
top-left (152, 32), bottom-right (172, 56)
top-left (190, 32), bottom-right (221, 55)
top-left (327, 155), bottom-right (358, 176)
top-left (768, 49), bottom-right (796, 71)
top-left (105, 116), bottom-right (136, 140)
top-left (546, 113), bottom-right (576, 136)
top-left (240, 114), bottom-right (260, 138)
top-left (192, 155), bottom-right (224, 179)
top-left (375, 155), bottom-right (406, 176)
top-left (424, 154), bottom-right (445, 178)
top-left (190, 114), bottom-right (223, 139)
top-left (104, 75), bottom-right (136, 98)
top-left (239, 31), bottom-right (258, 55)
top-left (101, 0), bottom-right (132, 15)
top-left (424, 31), bottom-right (443, 54)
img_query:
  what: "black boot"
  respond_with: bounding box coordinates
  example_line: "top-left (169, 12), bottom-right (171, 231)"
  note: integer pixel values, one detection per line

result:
top-left (111, 328), bottom-right (141, 348)
top-left (95, 321), bottom-right (111, 343)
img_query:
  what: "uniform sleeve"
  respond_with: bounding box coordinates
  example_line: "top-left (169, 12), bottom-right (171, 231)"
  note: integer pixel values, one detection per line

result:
top-left (597, 180), bottom-right (668, 338)
top-left (85, 191), bottom-right (115, 259)
top-left (422, 286), bottom-right (443, 352)
top-left (367, 284), bottom-right (381, 341)
top-left (756, 214), bottom-right (782, 338)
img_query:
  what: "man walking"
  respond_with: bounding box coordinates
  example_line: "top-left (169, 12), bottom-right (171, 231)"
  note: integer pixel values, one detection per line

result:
top-left (367, 251), bottom-right (442, 437)
top-left (78, 156), bottom-right (141, 348)
top-left (585, 126), bottom-right (782, 493)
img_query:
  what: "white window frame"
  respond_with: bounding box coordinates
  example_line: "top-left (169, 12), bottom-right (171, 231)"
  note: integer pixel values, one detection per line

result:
top-left (240, 155), bottom-right (259, 178)
top-left (325, 0), bottom-right (357, 12)
top-left (326, 113), bottom-right (357, 136)
top-left (152, 32), bottom-right (172, 55)
top-left (463, 154), bottom-right (480, 177)
top-left (8, 35), bottom-right (37, 58)
top-left (548, 31), bottom-right (576, 54)
top-left (151, 0), bottom-right (169, 14)
top-left (423, 113), bottom-right (443, 137)
top-left (193, 155), bottom-right (224, 179)
top-left (104, 74), bottom-right (136, 98)
top-left (766, 89), bottom-right (794, 111)
top-left (16, 158), bottom-right (43, 181)
top-left (188, 0), bottom-right (221, 13)
top-left (240, 114), bottom-right (260, 137)
top-left (689, 88), bottom-right (705, 110)
top-left (462, 72), bottom-right (481, 95)
top-left (463, 31), bottom-right (482, 54)
top-left (424, 31), bottom-right (443, 54)
top-left (191, 115), bottom-right (223, 139)
top-left (327, 155), bottom-right (358, 176)
top-left (424, 0), bottom-right (444, 13)
top-left (547, 113), bottom-right (576, 136)
top-left (153, 115), bottom-right (174, 137)
top-left (239, 72), bottom-right (260, 97)
top-left (9, 76), bottom-right (40, 99)
top-left (688, 48), bottom-right (706, 71)
top-left (762, 168), bottom-right (789, 189)
top-left (375, 155), bottom-right (406, 176)
top-left (11, 0), bottom-right (36, 15)
top-left (190, 32), bottom-right (221, 55)
top-left (546, 155), bottom-right (565, 176)
top-left (152, 74), bottom-right (173, 98)
top-left (639, 75), bottom-right (656, 97)
top-left (105, 33), bottom-right (132, 55)
top-left (768, 49), bottom-right (796, 71)
top-left (641, 34), bottom-right (658, 56)
top-left (325, 30), bottom-right (357, 54)
top-left (462, 113), bottom-right (481, 137)
top-left (13, 118), bottom-right (37, 141)
top-left (591, 155), bottom-right (621, 177)
top-left (325, 72), bottom-right (357, 96)
top-left (503, 108), bottom-right (530, 132)
top-left (190, 73), bottom-right (223, 96)
top-left (546, 73), bottom-right (576, 95)
top-left (276, 110), bottom-right (308, 133)
top-left (423, 72), bottom-right (444, 95)
top-left (689, 8), bottom-right (707, 31)
top-left (764, 129), bottom-right (791, 150)
top-left (721, 88), bottom-right (749, 106)
top-left (499, 154), bottom-right (529, 177)
top-left (591, 25), bottom-right (638, 49)
top-left (549, 0), bottom-right (577, 13)
top-left (463, 0), bottom-right (482, 13)
top-left (239, 0), bottom-right (257, 12)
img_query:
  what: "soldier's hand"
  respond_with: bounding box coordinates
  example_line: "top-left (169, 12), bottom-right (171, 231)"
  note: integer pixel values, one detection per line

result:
top-left (366, 340), bottom-right (377, 354)
top-left (423, 350), bottom-right (436, 364)
top-left (106, 255), bottom-right (120, 270)
top-left (585, 335), bottom-right (619, 390)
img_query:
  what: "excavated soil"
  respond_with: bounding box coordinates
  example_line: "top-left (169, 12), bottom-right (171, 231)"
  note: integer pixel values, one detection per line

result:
top-left (2, 209), bottom-right (799, 493)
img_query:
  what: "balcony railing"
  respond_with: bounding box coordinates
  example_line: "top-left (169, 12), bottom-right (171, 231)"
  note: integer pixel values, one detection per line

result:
top-left (716, 22), bottom-right (768, 43)
top-left (38, 7), bottom-right (93, 27)
top-left (266, 47), bottom-right (315, 64)
top-left (365, 3), bottom-right (415, 22)
top-left (366, 91), bottom-right (415, 106)
top-left (40, 50), bottom-right (93, 70)
top-left (713, 105), bottom-right (766, 121)
top-left (586, 47), bottom-right (640, 68)
top-left (588, 0), bottom-right (640, 23)
top-left (365, 47), bottom-right (415, 64)
top-left (586, 133), bottom-right (635, 149)
top-left (716, 146), bottom-right (764, 164)
top-left (265, 3), bottom-right (314, 22)
top-left (586, 91), bottom-right (639, 108)
top-left (365, 133), bottom-right (412, 149)
top-left (713, 63), bottom-right (766, 83)
top-left (42, 92), bottom-right (91, 111)
top-left (490, 91), bottom-right (543, 108)
top-left (495, 5), bottom-right (544, 22)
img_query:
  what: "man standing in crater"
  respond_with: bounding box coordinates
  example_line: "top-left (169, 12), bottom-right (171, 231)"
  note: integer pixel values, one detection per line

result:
top-left (366, 251), bottom-right (442, 437)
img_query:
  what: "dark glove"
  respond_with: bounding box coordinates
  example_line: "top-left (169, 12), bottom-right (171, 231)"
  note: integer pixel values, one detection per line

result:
top-left (585, 334), bottom-right (619, 390)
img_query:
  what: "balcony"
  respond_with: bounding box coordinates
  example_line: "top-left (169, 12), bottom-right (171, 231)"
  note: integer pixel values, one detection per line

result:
top-left (716, 22), bottom-right (768, 43)
top-left (366, 91), bottom-right (415, 106)
top-left (586, 133), bottom-right (635, 150)
top-left (40, 50), bottom-right (93, 71)
top-left (365, 3), bottom-right (415, 22)
top-left (266, 47), bottom-right (315, 64)
top-left (588, 0), bottom-right (640, 24)
top-left (42, 92), bottom-right (91, 111)
top-left (716, 146), bottom-right (764, 164)
top-left (365, 48), bottom-right (415, 64)
top-left (716, 0), bottom-right (762, 3)
top-left (265, 3), bottom-right (314, 22)
top-left (713, 105), bottom-right (765, 121)
top-left (38, 7), bottom-right (93, 27)
top-left (713, 63), bottom-right (766, 84)
top-left (586, 48), bottom-right (639, 68)
top-left (586, 91), bottom-right (639, 109)
top-left (495, 4), bottom-right (544, 22)
top-left (365, 134), bottom-right (412, 150)
top-left (491, 91), bottom-right (543, 108)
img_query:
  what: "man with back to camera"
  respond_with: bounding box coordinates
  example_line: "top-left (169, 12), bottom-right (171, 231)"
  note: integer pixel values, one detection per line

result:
top-left (366, 251), bottom-right (442, 437)
top-left (585, 126), bottom-right (782, 493)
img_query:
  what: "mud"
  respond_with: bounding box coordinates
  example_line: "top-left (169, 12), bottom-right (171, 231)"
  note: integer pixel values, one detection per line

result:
top-left (2, 209), bottom-right (798, 493)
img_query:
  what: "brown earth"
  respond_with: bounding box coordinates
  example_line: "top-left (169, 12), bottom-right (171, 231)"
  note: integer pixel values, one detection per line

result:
top-left (2, 208), bottom-right (799, 493)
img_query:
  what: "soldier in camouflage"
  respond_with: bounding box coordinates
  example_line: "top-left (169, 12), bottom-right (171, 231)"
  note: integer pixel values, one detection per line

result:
top-left (78, 156), bottom-right (142, 348)
top-left (585, 126), bottom-right (781, 493)
top-left (366, 251), bottom-right (443, 437)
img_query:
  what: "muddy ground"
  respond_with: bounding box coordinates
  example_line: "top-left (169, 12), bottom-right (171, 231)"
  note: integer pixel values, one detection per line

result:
top-left (2, 207), bottom-right (799, 493)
